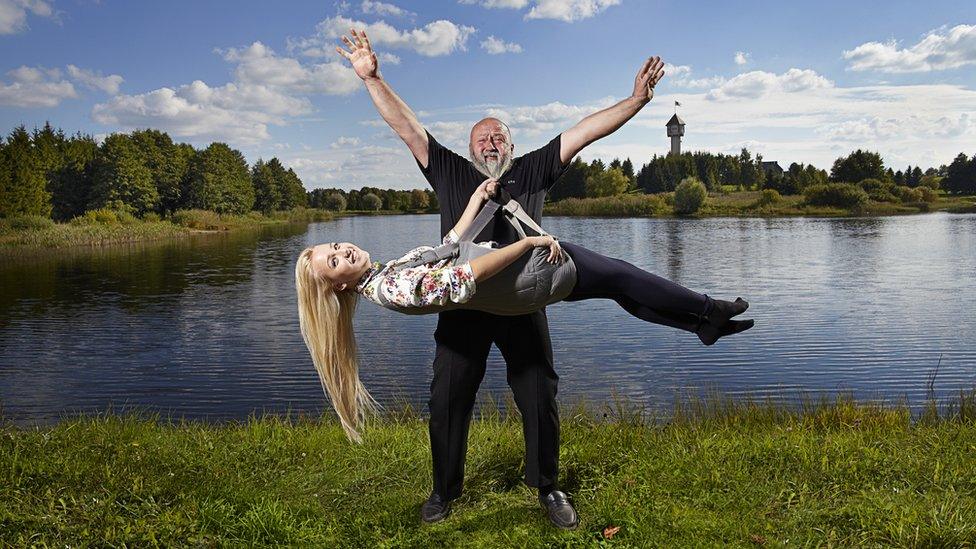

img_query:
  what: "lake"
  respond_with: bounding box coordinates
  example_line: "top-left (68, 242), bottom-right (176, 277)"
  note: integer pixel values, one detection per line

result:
top-left (2, 213), bottom-right (975, 425)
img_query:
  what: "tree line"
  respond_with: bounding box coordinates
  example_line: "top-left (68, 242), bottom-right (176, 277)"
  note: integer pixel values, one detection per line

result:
top-left (0, 123), bottom-right (308, 221)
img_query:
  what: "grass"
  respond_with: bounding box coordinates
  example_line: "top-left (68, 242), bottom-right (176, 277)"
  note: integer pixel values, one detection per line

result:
top-left (3, 392), bottom-right (976, 547)
top-left (0, 208), bottom-right (334, 250)
top-left (545, 190), bottom-right (976, 218)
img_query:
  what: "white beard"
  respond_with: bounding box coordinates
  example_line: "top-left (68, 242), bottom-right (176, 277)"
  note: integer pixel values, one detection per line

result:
top-left (470, 149), bottom-right (514, 179)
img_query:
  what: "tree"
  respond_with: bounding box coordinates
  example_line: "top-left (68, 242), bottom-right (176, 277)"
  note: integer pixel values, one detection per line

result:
top-left (0, 126), bottom-right (51, 217)
top-left (673, 177), bottom-right (707, 214)
top-left (362, 192), bottom-right (382, 211)
top-left (184, 142), bottom-right (254, 214)
top-left (251, 159), bottom-right (281, 213)
top-left (910, 166), bottom-right (924, 188)
top-left (280, 166), bottom-right (307, 209)
top-left (620, 158), bottom-right (635, 189)
top-left (548, 157), bottom-right (587, 201)
top-left (90, 133), bottom-right (157, 214)
top-left (131, 129), bottom-right (189, 214)
top-left (738, 148), bottom-right (764, 190)
top-left (410, 188), bottom-right (429, 210)
top-left (830, 149), bottom-right (886, 183)
top-left (944, 153), bottom-right (976, 195)
top-left (324, 192), bottom-right (347, 211)
top-left (49, 132), bottom-right (97, 220)
top-left (585, 167), bottom-right (629, 197)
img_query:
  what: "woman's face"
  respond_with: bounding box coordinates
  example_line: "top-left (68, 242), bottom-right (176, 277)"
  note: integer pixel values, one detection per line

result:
top-left (311, 242), bottom-right (371, 289)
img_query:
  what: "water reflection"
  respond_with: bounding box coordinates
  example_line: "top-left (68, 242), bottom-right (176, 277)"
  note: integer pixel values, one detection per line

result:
top-left (1, 214), bottom-right (975, 425)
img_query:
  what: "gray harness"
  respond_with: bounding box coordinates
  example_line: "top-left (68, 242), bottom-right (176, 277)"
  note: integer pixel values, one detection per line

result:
top-left (373, 197), bottom-right (578, 316)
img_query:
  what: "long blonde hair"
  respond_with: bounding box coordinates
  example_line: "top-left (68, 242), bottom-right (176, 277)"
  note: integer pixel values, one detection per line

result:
top-left (295, 247), bottom-right (379, 442)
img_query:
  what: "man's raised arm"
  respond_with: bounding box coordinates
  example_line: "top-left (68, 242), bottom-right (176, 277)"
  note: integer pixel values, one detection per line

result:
top-left (336, 29), bottom-right (429, 167)
top-left (559, 56), bottom-right (666, 164)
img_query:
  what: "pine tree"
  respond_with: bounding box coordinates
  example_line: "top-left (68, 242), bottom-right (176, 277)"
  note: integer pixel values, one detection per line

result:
top-left (0, 126), bottom-right (51, 217)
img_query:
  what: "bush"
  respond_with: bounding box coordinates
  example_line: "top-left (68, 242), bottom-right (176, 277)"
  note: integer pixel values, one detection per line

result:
top-left (673, 177), bottom-right (708, 215)
top-left (858, 178), bottom-right (898, 203)
top-left (920, 175), bottom-right (941, 191)
top-left (6, 215), bottom-right (55, 231)
top-left (918, 186), bottom-right (938, 203)
top-left (141, 212), bottom-right (161, 222)
top-left (544, 194), bottom-right (667, 216)
top-left (755, 189), bottom-right (783, 207)
top-left (362, 193), bottom-right (383, 211)
top-left (895, 186), bottom-right (924, 203)
top-left (803, 183), bottom-right (869, 209)
top-left (171, 209), bottom-right (222, 230)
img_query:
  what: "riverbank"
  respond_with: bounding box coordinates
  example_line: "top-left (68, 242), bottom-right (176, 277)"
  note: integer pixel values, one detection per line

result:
top-left (0, 208), bottom-right (335, 250)
top-left (3, 394), bottom-right (975, 547)
top-left (544, 190), bottom-right (976, 217)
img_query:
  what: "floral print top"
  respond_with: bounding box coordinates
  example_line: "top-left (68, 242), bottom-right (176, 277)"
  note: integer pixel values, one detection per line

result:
top-left (354, 230), bottom-right (486, 309)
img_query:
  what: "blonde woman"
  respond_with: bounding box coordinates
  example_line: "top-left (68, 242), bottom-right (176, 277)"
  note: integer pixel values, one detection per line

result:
top-left (296, 180), bottom-right (753, 442)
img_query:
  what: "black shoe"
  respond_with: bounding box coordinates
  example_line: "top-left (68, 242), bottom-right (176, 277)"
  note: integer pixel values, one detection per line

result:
top-left (697, 318), bottom-right (755, 346)
top-left (703, 296), bottom-right (749, 326)
top-left (539, 490), bottom-right (579, 530)
top-left (420, 492), bottom-right (451, 524)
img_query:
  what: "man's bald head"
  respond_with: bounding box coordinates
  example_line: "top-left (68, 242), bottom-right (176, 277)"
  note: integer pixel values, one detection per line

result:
top-left (469, 118), bottom-right (515, 179)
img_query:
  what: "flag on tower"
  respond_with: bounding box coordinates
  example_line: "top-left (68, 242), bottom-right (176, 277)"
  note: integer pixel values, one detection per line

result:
top-left (675, 100), bottom-right (682, 107)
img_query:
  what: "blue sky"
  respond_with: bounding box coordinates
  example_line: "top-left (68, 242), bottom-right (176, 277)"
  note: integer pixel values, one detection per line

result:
top-left (2, 0), bottom-right (974, 190)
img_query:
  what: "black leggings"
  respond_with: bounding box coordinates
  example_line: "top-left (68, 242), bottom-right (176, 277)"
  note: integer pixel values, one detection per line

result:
top-left (561, 242), bottom-right (710, 333)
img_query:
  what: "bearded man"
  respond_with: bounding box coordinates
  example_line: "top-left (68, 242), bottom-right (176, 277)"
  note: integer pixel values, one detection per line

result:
top-left (337, 28), bottom-right (665, 530)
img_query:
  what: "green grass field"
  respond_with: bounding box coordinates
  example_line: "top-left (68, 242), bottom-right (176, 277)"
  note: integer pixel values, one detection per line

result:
top-left (3, 394), bottom-right (975, 547)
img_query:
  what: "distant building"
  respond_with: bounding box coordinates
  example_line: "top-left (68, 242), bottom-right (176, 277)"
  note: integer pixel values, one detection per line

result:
top-left (761, 161), bottom-right (784, 178)
top-left (666, 114), bottom-right (685, 156)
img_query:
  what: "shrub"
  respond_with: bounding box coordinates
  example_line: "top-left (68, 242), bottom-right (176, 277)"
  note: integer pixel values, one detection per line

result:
top-left (673, 177), bottom-right (708, 215)
top-left (918, 186), bottom-right (938, 203)
top-left (858, 178), bottom-right (898, 203)
top-left (919, 175), bottom-right (941, 190)
top-left (6, 215), bottom-right (55, 231)
top-left (894, 186), bottom-right (924, 203)
top-left (545, 194), bottom-right (667, 216)
top-left (755, 189), bottom-right (783, 207)
top-left (171, 209), bottom-right (222, 230)
top-left (141, 212), bottom-right (161, 222)
top-left (803, 183), bottom-right (869, 209)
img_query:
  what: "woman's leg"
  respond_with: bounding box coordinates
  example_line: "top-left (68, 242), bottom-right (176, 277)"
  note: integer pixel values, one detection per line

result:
top-left (560, 242), bottom-right (709, 326)
top-left (560, 242), bottom-right (753, 342)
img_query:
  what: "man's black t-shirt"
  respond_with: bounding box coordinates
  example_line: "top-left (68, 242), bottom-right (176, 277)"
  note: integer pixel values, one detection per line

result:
top-left (417, 130), bottom-right (567, 246)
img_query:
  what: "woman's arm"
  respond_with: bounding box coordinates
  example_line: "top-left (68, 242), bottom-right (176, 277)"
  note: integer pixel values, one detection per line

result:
top-left (469, 235), bottom-right (561, 283)
top-left (450, 179), bottom-right (498, 237)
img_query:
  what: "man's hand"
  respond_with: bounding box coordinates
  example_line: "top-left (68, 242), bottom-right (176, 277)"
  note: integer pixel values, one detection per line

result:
top-left (631, 56), bottom-right (665, 103)
top-left (336, 28), bottom-right (378, 80)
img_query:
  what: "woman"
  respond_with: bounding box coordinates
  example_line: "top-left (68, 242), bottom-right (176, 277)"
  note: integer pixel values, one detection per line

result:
top-left (296, 180), bottom-right (754, 441)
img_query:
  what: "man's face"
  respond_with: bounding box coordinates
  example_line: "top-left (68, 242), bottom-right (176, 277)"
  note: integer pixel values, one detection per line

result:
top-left (469, 120), bottom-right (514, 179)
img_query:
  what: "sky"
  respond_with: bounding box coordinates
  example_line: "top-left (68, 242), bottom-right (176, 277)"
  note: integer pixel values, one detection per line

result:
top-left (1, 0), bottom-right (974, 191)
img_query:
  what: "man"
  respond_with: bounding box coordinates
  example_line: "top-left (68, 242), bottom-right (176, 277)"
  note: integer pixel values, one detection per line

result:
top-left (337, 28), bottom-right (665, 530)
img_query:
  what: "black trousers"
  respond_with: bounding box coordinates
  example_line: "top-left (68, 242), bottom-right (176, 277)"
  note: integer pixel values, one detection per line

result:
top-left (561, 241), bottom-right (710, 331)
top-left (430, 308), bottom-right (558, 500)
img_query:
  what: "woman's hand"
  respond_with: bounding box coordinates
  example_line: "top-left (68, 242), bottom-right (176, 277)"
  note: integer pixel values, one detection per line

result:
top-left (526, 235), bottom-right (563, 264)
top-left (471, 178), bottom-right (500, 203)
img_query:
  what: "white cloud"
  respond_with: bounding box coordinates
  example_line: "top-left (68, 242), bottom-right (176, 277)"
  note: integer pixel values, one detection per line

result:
top-left (705, 68), bottom-right (832, 100)
top-left (92, 42), bottom-right (361, 145)
top-left (458, 0), bottom-right (530, 8)
top-left (361, 0), bottom-right (413, 17)
top-left (0, 65), bottom-right (76, 107)
top-left (305, 15), bottom-right (475, 57)
top-left (667, 64), bottom-right (726, 89)
top-left (734, 51), bottom-right (749, 65)
top-left (331, 136), bottom-right (361, 148)
top-left (220, 41), bottom-right (360, 95)
top-left (525, 0), bottom-right (620, 21)
top-left (66, 65), bottom-right (124, 95)
top-left (0, 0), bottom-right (53, 35)
top-left (377, 52), bottom-right (401, 65)
top-left (843, 24), bottom-right (976, 73)
top-left (486, 96), bottom-right (617, 136)
top-left (460, 0), bottom-right (618, 22)
top-left (481, 35), bottom-right (523, 54)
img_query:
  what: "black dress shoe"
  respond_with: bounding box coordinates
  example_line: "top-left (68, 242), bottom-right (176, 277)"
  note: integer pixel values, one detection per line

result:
top-left (539, 490), bottom-right (579, 530)
top-left (421, 492), bottom-right (451, 523)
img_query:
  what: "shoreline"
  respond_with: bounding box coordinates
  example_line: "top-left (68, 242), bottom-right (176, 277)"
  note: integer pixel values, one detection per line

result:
top-left (2, 194), bottom-right (975, 252)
